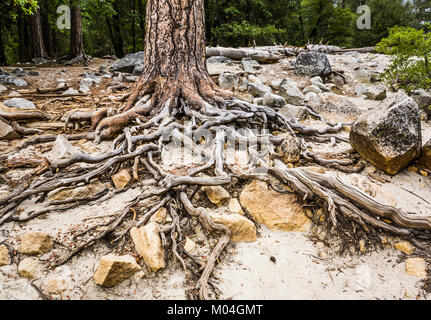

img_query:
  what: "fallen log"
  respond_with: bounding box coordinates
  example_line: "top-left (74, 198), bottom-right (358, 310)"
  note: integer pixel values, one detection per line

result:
top-left (206, 47), bottom-right (283, 63)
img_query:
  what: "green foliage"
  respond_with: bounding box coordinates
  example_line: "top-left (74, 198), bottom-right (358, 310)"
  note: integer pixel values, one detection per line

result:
top-left (13, 0), bottom-right (39, 15)
top-left (1, 0), bottom-right (430, 64)
top-left (377, 26), bottom-right (431, 93)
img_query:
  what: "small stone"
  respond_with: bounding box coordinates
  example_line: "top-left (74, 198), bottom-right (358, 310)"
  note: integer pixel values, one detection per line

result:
top-left (303, 85), bottom-right (322, 94)
top-left (202, 186), bottom-right (230, 206)
top-left (218, 72), bottom-right (239, 90)
top-left (420, 170), bottom-right (428, 177)
top-left (18, 258), bottom-right (40, 279)
top-left (408, 166), bottom-right (419, 173)
top-left (47, 135), bottom-right (78, 162)
top-left (318, 251), bottom-right (328, 259)
top-left (130, 223), bottom-right (165, 272)
top-left (62, 88), bottom-right (79, 95)
top-left (227, 198), bottom-right (244, 215)
top-left (359, 240), bottom-right (366, 253)
top-left (93, 255), bottom-right (141, 287)
top-left (184, 237), bottom-right (196, 253)
top-left (111, 169), bottom-right (132, 190)
top-left (0, 244), bottom-right (11, 266)
top-left (394, 241), bottom-right (414, 255)
top-left (0, 118), bottom-right (20, 140)
top-left (45, 277), bottom-right (71, 294)
top-left (262, 92), bottom-right (286, 108)
top-left (210, 213), bottom-right (257, 243)
top-left (19, 232), bottom-right (53, 255)
top-left (405, 258), bottom-right (427, 278)
top-left (247, 82), bottom-right (271, 97)
top-left (150, 207), bottom-right (167, 224)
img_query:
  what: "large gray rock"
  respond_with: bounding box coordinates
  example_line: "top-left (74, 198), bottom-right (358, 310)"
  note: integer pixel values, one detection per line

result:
top-left (278, 79), bottom-right (305, 105)
top-left (294, 51), bottom-right (331, 77)
top-left (0, 75), bottom-right (27, 87)
top-left (4, 98), bottom-right (36, 110)
top-left (218, 72), bottom-right (239, 90)
top-left (350, 98), bottom-right (421, 175)
top-left (279, 104), bottom-right (308, 120)
top-left (419, 139), bottom-right (431, 170)
top-left (110, 51), bottom-right (145, 73)
top-left (412, 89), bottom-right (431, 118)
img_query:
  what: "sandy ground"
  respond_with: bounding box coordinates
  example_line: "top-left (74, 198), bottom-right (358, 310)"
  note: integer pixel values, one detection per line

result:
top-left (0, 51), bottom-right (430, 300)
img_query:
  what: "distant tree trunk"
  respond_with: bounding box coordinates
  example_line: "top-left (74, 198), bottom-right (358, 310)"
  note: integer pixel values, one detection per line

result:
top-left (40, 0), bottom-right (52, 57)
top-left (131, 0), bottom-right (136, 52)
top-left (68, 0), bottom-right (86, 59)
top-left (137, 0), bottom-right (146, 49)
top-left (0, 26), bottom-right (6, 65)
top-left (28, 6), bottom-right (48, 59)
top-left (111, 0), bottom-right (124, 58)
top-left (18, 12), bottom-right (30, 62)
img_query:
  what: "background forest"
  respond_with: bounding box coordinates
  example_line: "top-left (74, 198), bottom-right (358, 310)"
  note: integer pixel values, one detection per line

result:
top-left (0, 0), bottom-right (430, 65)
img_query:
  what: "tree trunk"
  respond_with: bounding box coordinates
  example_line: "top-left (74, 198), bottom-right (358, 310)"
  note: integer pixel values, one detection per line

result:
top-left (18, 12), bottom-right (30, 62)
top-left (0, 26), bottom-right (6, 65)
top-left (111, 0), bottom-right (125, 58)
top-left (28, 6), bottom-right (48, 60)
top-left (137, 0), bottom-right (146, 50)
top-left (96, 0), bottom-right (233, 140)
top-left (40, 0), bottom-right (52, 57)
top-left (131, 0), bottom-right (136, 52)
top-left (68, 0), bottom-right (86, 59)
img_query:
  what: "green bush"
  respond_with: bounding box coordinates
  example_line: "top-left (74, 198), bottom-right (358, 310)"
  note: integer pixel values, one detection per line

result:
top-left (377, 25), bottom-right (431, 93)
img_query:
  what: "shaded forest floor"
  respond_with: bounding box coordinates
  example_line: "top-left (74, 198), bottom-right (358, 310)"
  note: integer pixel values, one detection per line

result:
top-left (1, 52), bottom-right (431, 300)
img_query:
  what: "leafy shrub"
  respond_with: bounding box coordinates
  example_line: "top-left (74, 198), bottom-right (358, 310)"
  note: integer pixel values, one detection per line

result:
top-left (377, 25), bottom-right (431, 93)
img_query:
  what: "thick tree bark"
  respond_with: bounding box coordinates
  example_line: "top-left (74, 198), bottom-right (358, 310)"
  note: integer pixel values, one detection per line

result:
top-left (28, 6), bottom-right (48, 60)
top-left (68, 0), bottom-right (86, 59)
top-left (95, 0), bottom-right (234, 140)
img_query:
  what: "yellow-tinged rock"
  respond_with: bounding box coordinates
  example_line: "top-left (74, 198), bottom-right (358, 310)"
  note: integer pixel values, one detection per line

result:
top-left (93, 255), bottom-right (141, 287)
top-left (0, 244), bottom-right (11, 266)
top-left (405, 258), bottom-right (427, 278)
top-left (130, 222), bottom-right (165, 272)
top-left (150, 207), bottom-right (167, 224)
top-left (18, 258), bottom-right (40, 279)
top-left (48, 180), bottom-right (106, 201)
top-left (240, 179), bottom-right (311, 232)
top-left (359, 240), bottom-right (366, 253)
top-left (210, 213), bottom-right (257, 243)
top-left (19, 232), bottom-right (53, 255)
top-left (227, 198), bottom-right (244, 215)
top-left (394, 241), bottom-right (414, 255)
top-left (111, 169), bottom-right (132, 190)
top-left (202, 186), bottom-right (230, 206)
top-left (419, 170), bottom-right (428, 177)
top-left (184, 237), bottom-right (196, 253)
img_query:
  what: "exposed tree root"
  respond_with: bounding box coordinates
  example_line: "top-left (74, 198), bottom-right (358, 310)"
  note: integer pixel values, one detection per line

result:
top-left (1, 78), bottom-right (430, 300)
